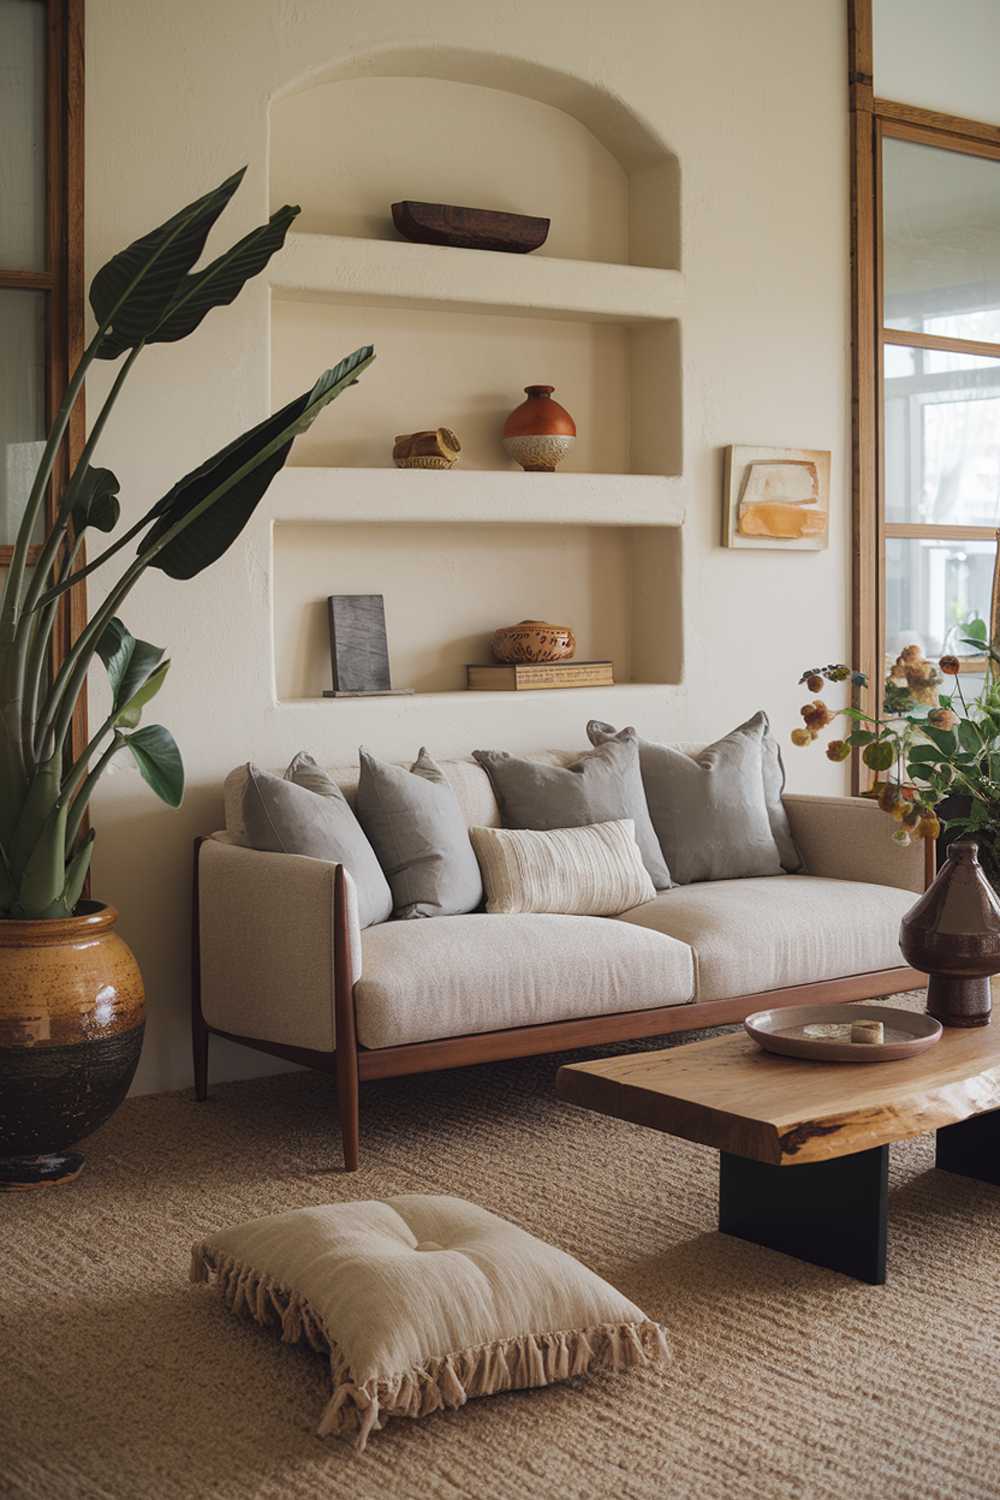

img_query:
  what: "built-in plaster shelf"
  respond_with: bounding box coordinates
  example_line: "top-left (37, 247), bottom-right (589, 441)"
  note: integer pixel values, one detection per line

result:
top-left (269, 467), bottom-right (686, 528)
top-left (270, 232), bottom-right (684, 325)
top-left (289, 684), bottom-right (676, 706)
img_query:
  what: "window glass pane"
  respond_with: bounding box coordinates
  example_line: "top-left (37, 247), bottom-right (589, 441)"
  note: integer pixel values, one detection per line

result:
top-left (0, 0), bottom-right (46, 270)
top-left (885, 537), bottom-right (995, 664)
top-left (0, 289), bottom-right (46, 546)
top-left (884, 346), bottom-right (1000, 525)
top-left (882, 136), bottom-right (1000, 340)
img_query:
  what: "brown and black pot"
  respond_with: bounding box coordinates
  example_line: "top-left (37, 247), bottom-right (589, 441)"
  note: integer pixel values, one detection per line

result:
top-left (0, 902), bottom-right (144, 1189)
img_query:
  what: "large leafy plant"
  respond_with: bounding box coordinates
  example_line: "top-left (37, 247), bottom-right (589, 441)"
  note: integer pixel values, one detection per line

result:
top-left (0, 168), bottom-right (373, 919)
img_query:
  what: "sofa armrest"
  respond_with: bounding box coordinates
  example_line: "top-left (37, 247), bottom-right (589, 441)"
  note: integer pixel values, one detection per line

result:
top-left (196, 836), bottom-right (363, 1052)
top-left (782, 794), bottom-right (928, 894)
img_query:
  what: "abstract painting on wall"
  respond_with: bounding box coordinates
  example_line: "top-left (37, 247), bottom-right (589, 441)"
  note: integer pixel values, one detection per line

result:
top-left (722, 445), bottom-right (831, 551)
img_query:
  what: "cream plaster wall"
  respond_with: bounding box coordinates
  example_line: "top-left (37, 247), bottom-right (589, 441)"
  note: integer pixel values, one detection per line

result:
top-left (85, 0), bottom-right (852, 1096)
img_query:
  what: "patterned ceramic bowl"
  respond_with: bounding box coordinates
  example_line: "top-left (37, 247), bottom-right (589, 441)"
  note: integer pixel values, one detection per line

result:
top-left (490, 620), bottom-right (577, 663)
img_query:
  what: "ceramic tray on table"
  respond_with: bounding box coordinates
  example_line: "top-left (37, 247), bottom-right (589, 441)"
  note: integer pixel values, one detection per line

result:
top-left (744, 1003), bottom-right (942, 1062)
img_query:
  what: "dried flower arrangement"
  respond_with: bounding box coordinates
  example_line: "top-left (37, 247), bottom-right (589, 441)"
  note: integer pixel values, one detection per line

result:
top-left (790, 639), bottom-right (1000, 874)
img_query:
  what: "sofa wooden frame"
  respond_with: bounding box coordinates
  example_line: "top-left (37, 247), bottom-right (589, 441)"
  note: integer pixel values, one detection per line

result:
top-left (190, 835), bottom-right (931, 1171)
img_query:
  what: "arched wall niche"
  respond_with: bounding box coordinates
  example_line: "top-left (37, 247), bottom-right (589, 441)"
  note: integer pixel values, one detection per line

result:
top-left (269, 46), bottom-right (680, 270)
top-left (264, 45), bottom-right (684, 701)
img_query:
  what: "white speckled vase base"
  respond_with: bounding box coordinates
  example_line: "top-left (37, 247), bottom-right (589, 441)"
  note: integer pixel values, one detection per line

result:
top-left (504, 434), bottom-right (576, 472)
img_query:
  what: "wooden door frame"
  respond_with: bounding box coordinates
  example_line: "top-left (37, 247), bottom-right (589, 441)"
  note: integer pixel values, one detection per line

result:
top-left (848, 0), bottom-right (1000, 791)
top-left (0, 0), bottom-right (87, 764)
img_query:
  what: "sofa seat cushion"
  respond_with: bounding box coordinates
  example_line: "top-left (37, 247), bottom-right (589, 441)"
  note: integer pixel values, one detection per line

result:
top-left (614, 876), bottom-right (915, 1002)
top-left (355, 914), bottom-right (695, 1049)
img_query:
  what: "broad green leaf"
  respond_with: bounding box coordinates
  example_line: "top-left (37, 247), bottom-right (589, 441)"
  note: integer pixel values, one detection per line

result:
top-left (91, 168), bottom-right (245, 358)
top-left (139, 346), bottom-right (374, 580)
top-left (147, 205), bottom-right (299, 345)
top-left (964, 617), bottom-right (988, 643)
top-left (115, 659), bottom-right (170, 730)
top-left (72, 467), bottom-right (121, 534)
top-left (921, 725), bottom-right (957, 757)
top-left (957, 718), bottom-right (983, 753)
top-left (125, 724), bottom-right (184, 807)
top-left (863, 740), bottom-right (895, 772)
top-left (60, 830), bottom-right (95, 916)
top-left (96, 619), bottom-right (165, 718)
top-left (908, 743), bottom-right (941, 762)
top-left (846, 729), bottom-right (876, 747)
top-left (962, 636), bottom-right (1000, 665)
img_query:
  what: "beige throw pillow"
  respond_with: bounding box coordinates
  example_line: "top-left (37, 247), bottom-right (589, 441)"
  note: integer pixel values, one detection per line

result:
top-left (470, 820), bottom-right (655, 916)
top-left (191, 1195), bottom-right (669, 1450)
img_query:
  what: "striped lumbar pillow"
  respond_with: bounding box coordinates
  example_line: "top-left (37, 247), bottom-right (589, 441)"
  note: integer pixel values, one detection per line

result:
top-left (469, 819), bottom-right (655, 916)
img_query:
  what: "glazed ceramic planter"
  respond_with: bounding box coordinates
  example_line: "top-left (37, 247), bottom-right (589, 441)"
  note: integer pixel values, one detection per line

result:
top-left (0, 903), bottom-right (145, 1189)
top-left (899, 839), bottom-right (1000, 1027)
top-left (503, 385), bottom-right (576, 472)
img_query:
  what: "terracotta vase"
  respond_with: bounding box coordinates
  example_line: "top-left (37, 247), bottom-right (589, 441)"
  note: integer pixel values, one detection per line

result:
top-left (503, 385), bottom-right (576, 472)
top-left (0, 903), bottom-right (145, 1189)
top-left (899, 839), bottom-right (1000, 1027)
top-left (491, 620), bottom-right (576, 663)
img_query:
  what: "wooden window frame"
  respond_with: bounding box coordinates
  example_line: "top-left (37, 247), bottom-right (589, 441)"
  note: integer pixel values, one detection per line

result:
top-left (1, 0), bottom-right (87, 759)
top-left (849, 0), bottom-right (1000, 789)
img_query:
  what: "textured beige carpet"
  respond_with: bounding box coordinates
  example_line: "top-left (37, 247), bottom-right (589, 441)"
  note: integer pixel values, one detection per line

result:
top-left (4, 991), bottom-right (1000, 1500)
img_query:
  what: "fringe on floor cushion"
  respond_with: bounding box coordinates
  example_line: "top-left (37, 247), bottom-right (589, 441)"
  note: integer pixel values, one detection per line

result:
top-left (190, 1243), bottom-right (671, 1452)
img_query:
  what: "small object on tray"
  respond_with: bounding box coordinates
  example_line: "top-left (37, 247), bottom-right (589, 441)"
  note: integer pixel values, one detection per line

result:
top-left (393, 428), bottom-right (462, 469)
top-left (851, 1020), bottom-right (884, 1045)
top-left (467, 660), bottom-right (613, 692)
top-left (391, 201), bottom-right (550, 254)
top-left (745, 1003), bottom-right (942, 1062)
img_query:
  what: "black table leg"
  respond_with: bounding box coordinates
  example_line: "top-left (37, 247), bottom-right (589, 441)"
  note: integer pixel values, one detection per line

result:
top-left (719, 1146), bottom-right (889, 1285)
top-left (936, 1109), bottom-right (1000, 1185)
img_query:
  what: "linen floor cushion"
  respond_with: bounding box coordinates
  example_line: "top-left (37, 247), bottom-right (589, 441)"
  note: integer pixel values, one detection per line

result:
top-left (470, 819), bottom-right (655, 916)
top-left (587, 716), bottom-right (785, 885)
top-left (190, 1194), bottom-right (670, 1450)
top-left (356, 747), bottom-right (483, 918)
top-left (240, 755), bottom-right (392, 928)
top-left (473, 734), bottom-right (671, 889)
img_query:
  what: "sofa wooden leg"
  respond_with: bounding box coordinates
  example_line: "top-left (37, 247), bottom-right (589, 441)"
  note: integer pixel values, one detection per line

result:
top-left (332, 864), bottom-right (360, 1170)
top-left (336, 1057), bottom-right (360, 1171)
top-left (192, 1013), bottom-right (209, 1102)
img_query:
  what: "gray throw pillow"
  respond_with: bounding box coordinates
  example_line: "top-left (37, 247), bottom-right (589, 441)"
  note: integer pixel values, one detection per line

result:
top-left (586, 713), bottom-right (797, 885)
top-left (473, 734), bottom-right (670, 890)
top-left (356, 748), bottom-right (483, 919)
top-left (240, 755), bottom-right (393, 928)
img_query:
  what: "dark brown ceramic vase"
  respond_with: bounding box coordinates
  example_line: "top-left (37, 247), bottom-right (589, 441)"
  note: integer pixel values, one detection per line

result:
top-left (899, 839), bottom-right (1000, 1027)
top-left (0, 903), bottom-right (145, 1189)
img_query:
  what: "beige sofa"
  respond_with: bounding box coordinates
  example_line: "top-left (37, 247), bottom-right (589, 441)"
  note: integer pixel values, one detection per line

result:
top-left (192, 749), bottom-right (930, 1169)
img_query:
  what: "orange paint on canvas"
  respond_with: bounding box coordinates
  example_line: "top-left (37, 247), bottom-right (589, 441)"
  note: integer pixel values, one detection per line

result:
top-left (738, 502), bottom-right (828, 539)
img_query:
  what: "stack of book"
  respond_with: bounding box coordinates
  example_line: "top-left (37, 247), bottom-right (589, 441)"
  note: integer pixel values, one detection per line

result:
top-left (466, 661), bottom-right (614, 692)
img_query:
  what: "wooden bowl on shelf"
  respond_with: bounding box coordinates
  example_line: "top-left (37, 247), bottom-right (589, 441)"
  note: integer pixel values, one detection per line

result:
top-left (490, 620), bottom-right (576, 664)
top-left (391, 201), bottom-right (550, 255)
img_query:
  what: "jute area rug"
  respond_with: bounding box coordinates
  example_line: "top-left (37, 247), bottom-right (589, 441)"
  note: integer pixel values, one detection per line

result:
top-left (3, 991), bottom-right (998, 1500)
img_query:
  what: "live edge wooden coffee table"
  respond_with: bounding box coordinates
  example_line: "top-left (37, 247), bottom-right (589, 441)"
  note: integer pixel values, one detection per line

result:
top-left (557, 1023), bottom-right (1000, 1285)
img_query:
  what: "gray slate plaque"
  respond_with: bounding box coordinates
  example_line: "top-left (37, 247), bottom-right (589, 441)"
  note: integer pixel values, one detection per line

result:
top-left (327, 594), bottom-right (392, 694)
